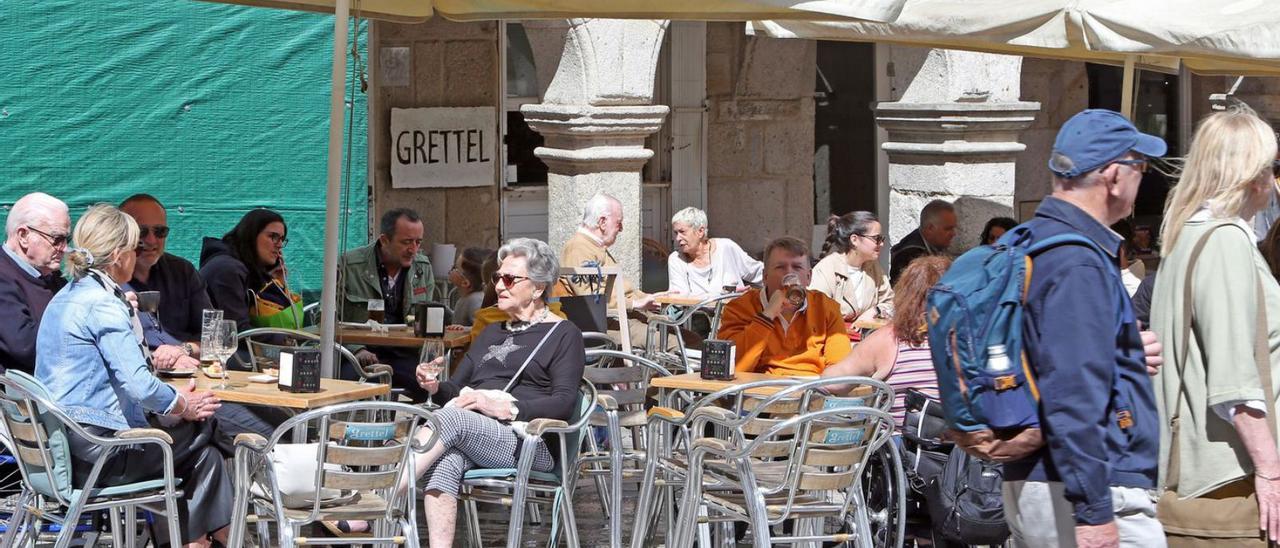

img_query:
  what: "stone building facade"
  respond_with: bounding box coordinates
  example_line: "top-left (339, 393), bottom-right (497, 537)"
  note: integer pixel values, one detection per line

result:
top-left (365, 17), bottom-right (1280, 286)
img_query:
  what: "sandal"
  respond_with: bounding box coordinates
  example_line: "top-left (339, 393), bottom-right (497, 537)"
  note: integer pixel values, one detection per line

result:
top-left (320, 520), bottom-right (372, 537)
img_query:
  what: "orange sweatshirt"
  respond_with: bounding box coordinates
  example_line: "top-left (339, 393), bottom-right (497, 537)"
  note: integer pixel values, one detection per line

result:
top-left (717, 288), bottom-right (852, 377)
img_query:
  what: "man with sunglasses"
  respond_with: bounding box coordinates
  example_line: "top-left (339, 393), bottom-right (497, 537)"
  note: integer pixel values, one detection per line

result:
top-left (0, 192), bottom-right (70, 374)
top-left (119, 194), bottom-right (212, 369)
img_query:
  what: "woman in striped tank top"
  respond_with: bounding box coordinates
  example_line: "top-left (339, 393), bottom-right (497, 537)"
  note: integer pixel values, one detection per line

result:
top-left (821, 256), bottom-right (951, 426)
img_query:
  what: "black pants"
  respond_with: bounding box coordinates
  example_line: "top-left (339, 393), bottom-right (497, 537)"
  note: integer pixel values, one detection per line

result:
top-left (67, 419), bottom-right (233, 544)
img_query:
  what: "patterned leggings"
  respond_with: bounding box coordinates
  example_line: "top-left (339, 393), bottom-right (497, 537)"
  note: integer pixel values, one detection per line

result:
top-left (422, 406), bottom-right (555, 496)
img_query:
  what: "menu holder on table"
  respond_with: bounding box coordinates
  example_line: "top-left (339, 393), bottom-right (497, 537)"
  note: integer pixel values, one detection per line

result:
top-left (279, 348), bottom-right (321, 393)
top-left (699, 339), bottom-right (736, 381)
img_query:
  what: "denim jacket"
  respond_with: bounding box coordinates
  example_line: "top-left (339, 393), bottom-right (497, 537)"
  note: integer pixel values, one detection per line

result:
top-left (36, 272), bottom-right (179, 431)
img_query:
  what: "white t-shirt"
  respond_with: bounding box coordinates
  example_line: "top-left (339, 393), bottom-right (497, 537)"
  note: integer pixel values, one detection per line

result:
top-left (666, 238), bottom-right (763, 298)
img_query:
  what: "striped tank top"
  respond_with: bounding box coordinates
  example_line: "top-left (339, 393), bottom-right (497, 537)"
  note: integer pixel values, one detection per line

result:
top-left (887, 341), bottom-right (939, 427)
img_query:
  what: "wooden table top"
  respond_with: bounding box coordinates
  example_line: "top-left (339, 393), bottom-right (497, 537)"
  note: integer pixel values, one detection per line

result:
top-left (655, 295), bottom-right (714, 307)
top-left (305, 325), bottom-right (472, 349)
top-left (161, 370), bottom-right (389, 410)
top-left (851, 319), bottom-right (888, 331)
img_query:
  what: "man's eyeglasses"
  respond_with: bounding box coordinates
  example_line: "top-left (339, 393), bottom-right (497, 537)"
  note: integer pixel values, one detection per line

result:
top-left (490, 272), bottom-right (531, 288)
top-left (857, 233), bottom-right (886, 245)
top-left (265, 232), bottom-right (288, 247)
top-left (1112, 158), bottom-right (1150, 174)
top-left (139, 225), bottom-right (169, 239)
top-left (25, 226), bottom-right (68, 248)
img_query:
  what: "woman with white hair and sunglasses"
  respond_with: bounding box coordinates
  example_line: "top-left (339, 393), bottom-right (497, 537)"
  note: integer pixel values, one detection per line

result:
top-left (336, 238), bottom-right (585, 547)
top-left (1150, 107), bottom-right (1280, 546)
top-left (666, 206), bottom-right (762, 298)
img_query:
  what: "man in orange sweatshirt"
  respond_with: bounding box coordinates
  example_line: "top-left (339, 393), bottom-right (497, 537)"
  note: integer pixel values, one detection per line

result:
top-left (718, 236), bottom-right (852, 376)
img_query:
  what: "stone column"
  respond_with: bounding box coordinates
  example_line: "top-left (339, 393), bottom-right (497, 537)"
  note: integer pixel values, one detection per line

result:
top-left (522, 19), bottom-right (670, 285)
top-left (875, 48), bottom-right (1040, 251)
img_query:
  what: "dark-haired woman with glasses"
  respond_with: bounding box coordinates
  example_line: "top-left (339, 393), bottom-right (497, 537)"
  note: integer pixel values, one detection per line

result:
top-left (335, 238), bottom-right (585, 545)
top-left (810, 211), bottom-right (894, 328)
top-left (198, 208), bottom-right (300, 332)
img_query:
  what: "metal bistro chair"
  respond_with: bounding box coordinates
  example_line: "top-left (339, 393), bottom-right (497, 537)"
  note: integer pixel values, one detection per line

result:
top-left (577, 349), bottom-right (671, 548)
top-left (458, 379), bottom-right (598, 548)
top-left (629, 376), bottom-right (805, 548)
top-left (0, 371), bottom-right (183, 548)
top-left (644, 292), bottom-right (743, 373)
top-left (227, 400), bottom-right (439, 547)
top-left (240, 327), bottom-right (394, 388)
top-left (672, 377), bottom-right (896, 548)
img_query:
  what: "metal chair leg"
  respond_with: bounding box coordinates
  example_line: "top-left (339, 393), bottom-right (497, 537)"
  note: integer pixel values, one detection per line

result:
top-left (464, 498), bottom-right (482, 548)
top-left (560, 489), bottom-right (581, 548)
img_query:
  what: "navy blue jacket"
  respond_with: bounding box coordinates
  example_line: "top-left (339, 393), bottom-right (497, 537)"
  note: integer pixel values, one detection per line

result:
top-left (1004, 197), bottom-right (1159, 526)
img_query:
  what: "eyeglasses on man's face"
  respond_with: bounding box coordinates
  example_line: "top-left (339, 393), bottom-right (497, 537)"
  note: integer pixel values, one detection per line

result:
top-left (26, 226), bottom-right (68, 248)
top-left (1112, 158), bottom-right (1149, 174)
top-left (139, 225), bottom-right (169, 239)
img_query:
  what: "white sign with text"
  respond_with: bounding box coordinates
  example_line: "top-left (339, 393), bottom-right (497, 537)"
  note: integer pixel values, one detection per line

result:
top-left (390, 107), bottom-right (496, 188)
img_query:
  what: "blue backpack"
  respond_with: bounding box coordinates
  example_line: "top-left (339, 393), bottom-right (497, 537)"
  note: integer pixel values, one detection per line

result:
top-left (925, 225), bottom-right (1120, 434)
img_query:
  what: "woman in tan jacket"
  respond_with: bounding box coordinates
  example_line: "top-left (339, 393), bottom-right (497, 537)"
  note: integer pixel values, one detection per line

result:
top-left (810, 211), bottom-right (893, 325)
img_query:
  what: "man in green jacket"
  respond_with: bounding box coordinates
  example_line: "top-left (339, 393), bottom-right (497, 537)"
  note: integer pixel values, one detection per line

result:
top-left (338, 208), bottom-right (436, 397)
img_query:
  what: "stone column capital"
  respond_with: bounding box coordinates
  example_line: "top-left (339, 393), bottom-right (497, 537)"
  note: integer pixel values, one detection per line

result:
top-left (521, 103), bottom-right (669, 174)
top-left (874, 101), bottom-right (1042, 160)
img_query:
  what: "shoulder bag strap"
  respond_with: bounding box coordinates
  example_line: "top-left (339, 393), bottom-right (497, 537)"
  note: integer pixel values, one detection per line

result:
top-left (1168, 223), bottom-right (1276, 489)
top-left (502, 321), bottom-right (563, 393)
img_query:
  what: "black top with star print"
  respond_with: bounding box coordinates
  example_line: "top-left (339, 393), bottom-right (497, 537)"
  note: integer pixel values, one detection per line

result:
top-left (431, 320), bottom-right (585, 422)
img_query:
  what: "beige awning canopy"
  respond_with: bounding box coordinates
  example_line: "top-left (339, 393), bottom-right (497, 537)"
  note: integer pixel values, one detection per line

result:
top-left (749, 0), bottom-right (1280, 76)
top-left (201, 0), bottom-right (908, 23)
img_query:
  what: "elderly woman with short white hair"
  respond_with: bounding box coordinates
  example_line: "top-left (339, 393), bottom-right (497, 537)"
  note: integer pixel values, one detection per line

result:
top-left (666, 206), bottom-right (763, 298)
top-left (336, 238), bottom-right (585, 547)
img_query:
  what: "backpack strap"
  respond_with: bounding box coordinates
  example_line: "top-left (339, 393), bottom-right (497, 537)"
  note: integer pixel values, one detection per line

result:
top-left (1166, 222), bottom-right (1275, 490)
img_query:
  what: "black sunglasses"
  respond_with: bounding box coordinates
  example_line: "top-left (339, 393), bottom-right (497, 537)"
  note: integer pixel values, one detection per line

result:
top-left (857, 233), bottom-right (886, 245)
top-left (139, 225), bottom-right (170, 239)
top-left (26, 226), bottom-right (68, 248)
top-left (490, 272), bottom-right (531, 287)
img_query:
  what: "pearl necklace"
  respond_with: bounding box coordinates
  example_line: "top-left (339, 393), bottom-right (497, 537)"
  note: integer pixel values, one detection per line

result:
top-left (504, 307), bottom-right (550, 333)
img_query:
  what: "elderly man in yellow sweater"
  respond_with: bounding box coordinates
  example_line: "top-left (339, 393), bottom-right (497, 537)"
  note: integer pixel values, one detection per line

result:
top-left (719, 236), bottom-right (852, 376)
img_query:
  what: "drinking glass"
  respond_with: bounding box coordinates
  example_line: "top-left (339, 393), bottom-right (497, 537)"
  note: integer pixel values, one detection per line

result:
top-left (367, 299), bottom-right (386, 324)
top-left (211, 320), bottom-right (239, 389)
top-left (419, 339), bottom-right (446, 408)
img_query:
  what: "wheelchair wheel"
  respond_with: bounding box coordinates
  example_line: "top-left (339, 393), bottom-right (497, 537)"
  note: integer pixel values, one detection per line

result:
top-left (861, 441), bottom-right (906, 548)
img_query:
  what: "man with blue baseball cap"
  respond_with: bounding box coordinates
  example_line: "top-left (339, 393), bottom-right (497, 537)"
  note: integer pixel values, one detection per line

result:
top-left (1001, 109), bottom-right (1168, 547)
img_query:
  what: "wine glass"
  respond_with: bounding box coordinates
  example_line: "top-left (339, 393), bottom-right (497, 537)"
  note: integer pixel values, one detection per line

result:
top-left (211, 320), bottom-right (239, 390)
top-left (419, 339), bottom-right (446, 408)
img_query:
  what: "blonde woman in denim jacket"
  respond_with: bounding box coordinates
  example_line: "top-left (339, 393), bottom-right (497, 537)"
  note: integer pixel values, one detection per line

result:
top-left (36, 204), bottom-right (230, 548)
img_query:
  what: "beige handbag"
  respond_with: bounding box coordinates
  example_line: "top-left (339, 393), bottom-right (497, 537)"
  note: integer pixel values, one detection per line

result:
top-left (1159, 224), bottom-right (1273, 546)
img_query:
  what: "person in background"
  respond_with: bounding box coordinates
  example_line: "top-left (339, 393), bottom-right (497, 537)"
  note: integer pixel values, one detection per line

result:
top-left (119, 194), bottom-right (209, 364)
top-left (199, 208), bottom-right (298, 333)
top-left (1260, 214), bottom-right (1280, 283)
top-left (665, 206), bottom-right (762, 298)
top-left (559, 193), bottom-right (664, 349)
top-left (448, 247), bottom-right (489, 326)
top-left (718, 236), bottom-right (851, 376)
top-left (890, 199), bottom-right (958, 284)
top-left (1150, 107), bottom-right (1280, 546)
top-left (121, 194), bottom-right (280, 448)
top-left (337, 208), bottom-right (436, 398)
top-left (821, 256), bottom-right (949, 426)
top-left (810, 211), bottom-right (893, 327)
top-left (0, 192), bottom-right (69, 374)
top-left (37, 204), bottom-right (230, 548)
top-left (980, 216), bottom-right (1018, 246)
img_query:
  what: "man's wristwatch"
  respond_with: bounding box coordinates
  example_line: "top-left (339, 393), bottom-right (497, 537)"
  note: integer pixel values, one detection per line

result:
top-left (180, 343), bottom-right (195, 357)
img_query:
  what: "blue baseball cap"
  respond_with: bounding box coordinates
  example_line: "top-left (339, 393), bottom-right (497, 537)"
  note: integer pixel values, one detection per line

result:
top-left (1049, 109), bottom-right (1167, 178)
